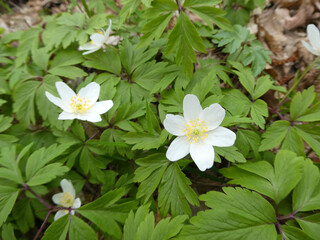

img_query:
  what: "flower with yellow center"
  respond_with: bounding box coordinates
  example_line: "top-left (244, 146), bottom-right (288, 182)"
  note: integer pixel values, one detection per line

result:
top-left (163, 94), bottom-right (236, 171)
top-left (79, 19), bottom-right (121, 55)
top-left (45, 82), bottom-right (113, 122)
top-left (52, 179), bottom-right (81, 221)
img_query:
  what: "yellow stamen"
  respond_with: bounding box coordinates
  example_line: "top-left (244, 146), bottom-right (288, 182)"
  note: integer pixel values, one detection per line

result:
top-left (70, 94), bottom-right (92, 114)
top-left (184, 119), bottom-right (209, 144)
top-left (60, 192), bottom-right (74, 207)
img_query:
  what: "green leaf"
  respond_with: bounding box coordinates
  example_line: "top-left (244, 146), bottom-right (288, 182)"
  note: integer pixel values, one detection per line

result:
top-left (138, 13), bottom-right (173, 48)
top-left (229, 61), bottom-right (254, 96)
top-left (251, 99), bottom-right (268, 129)
top-left (16, 27), bottom-right (42, 67)
top-left (69, 216), bottom-right (97, 240)
top-left (13, 80), bottom-right (40, 126)
top-left (123, 205), bottom-right (150, 240)
top-left (1, 223), bottom-right (17, 240)
top-left (295, 126), bottom-right (320, 158)
top-left (123, 205), bottom-right (187, 240)
top-left (253, 75), bottom-right (273, 99)
top-left (83, 48), bottom-right (121, 75)
top-left (31, 47), bottom-right (50, 70)
top-left (166, 12), bottom-right (206, 77)
top-left (122, 131), bottom-right (168, 150)
top-left (158, 162), bottom-right (199, 217)
top-left (25, 144), bottom-right (70, 181)
top-left (281, 225), bottom-right (313, 240)
top-left (179, 187), bottom-right (277, 240)
top-left (0, 147), bottom-right (24, 184)
top-left (297, 214), bottom-right (320, 240)
top-left (290, 86), bottom-right (316, 120)
top-left (259, 120), bottom-right (290, 151)
top-left (281, 127), bottom-right (305, 156)
top-left (57, 12), bottom-right (86, 27)
top-left (26, 163), bottom-right (69, 186)
top-left (119, 0), bottom-right (141, 26)
top-left (183, 0), bottom-right (222, 7)
top-left (296, 102), bottom-right (320, 122)
top-left (78, 188), bottom-right (128, 239)
top-left (42, 215), bottom-right (70, 240)
top-left (48, 66), bottom-right (87, 80)
top-left (215, 146), bottom-right (246, 163)
top-left (0, 115), bottom-right (13, 132)
top-left (293, 159), bottom-right (320, 212)
top-left (239, 40), bottom-right (271, 76)
top-left (134, 154), bottom-right (170, 202)
top-left (0, 186), bottom-right (20, 227)
top-left (221, 150), bottom-right (303, 204)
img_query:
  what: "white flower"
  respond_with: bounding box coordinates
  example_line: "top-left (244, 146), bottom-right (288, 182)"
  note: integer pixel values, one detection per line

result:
top-left (45, 82), bottom-right (113, 122)
top-left (302, 24), bottom-right (320, 56)
top-left (163, 94), bottom-right (236, 171)
top-left (52, 179), bottom-right (81, 221)
top-left (79, 19), bottom-right (120, 55)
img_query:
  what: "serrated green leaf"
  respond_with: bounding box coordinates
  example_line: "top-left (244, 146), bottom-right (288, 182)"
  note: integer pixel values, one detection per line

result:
top-left (281, 127), bottom-right (305, 156)
top-left (180, 187), bottom-right (277, 240)
top-left (78, 188), bottom-right (128, 239)
top-left (254, 75), bottom-right (273, 99)
top-left (13, 80), bottom-right (40, 126)
top-left (1, 223), bottom-right (17, 240)
top-left (31, 48), bottom-right (50, 71)
top-left (138, 13), bottom-right (173, 48)
top-left (251, 99), bottom-right (268, 129)
top-left (293, 159), bottom-right (320, 212)
top-left (83, 47), bottom-right (121, 75)
top-left (215, 146), bottom-right (246, 163)
top-left (42, 215), bottom-right (69, 240)
top-left (27, 163), bottom-right (69, 186)
top-left (295, 126), bottom-right (320, 158)
top-left (259, 120), bottom-right (290, 151)
top-left (16, 27), bottom-right (41, 67)
top-left (57, 12), bottom-right (85, 28)
top-left (0, 186), bottom-right (20, 228)
top-left (0, 115), bottom-right (13, 132)
top-left (290, 86), bottom-right (316, 120)
top-left (48, 66), bottom-right (87, 80)
top-left (158, 162), bottom-right (199, 217)
top-left (69, 215), bottom-right (97, 240)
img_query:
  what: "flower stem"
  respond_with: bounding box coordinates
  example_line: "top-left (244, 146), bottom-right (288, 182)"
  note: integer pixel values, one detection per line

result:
top-left (33, 209), bottom-right (53, 240)
top-left (23, 184), bottom-right (52, 209)
top-left (279, 56), bottom-right (320, 105)
top-left (176, 0), bottom-right (183, 12)
top-left (79, 0), bottom-right (92, 17)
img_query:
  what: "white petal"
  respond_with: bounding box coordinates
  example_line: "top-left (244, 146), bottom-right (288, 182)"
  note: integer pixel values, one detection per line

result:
top-left (90, 33), bottom-right (106, 46)
top-left (54, 210), bottom-right (68, 221)
top-left (103, 19), bottom-right (112, 39)
top-left (163, 114), bottom-right (187, 136)
top-left (52, 193), bottom-right (64, 205)
top-left (82, 113), bottom-right (102, 122)
top-left (200, 103), bottom-right (225, 131)
top-left (166, 136), bottom-right (190, 161)
top-left (58, 111), bottom-right (76, 120)
top-left (183, 94), bottom-right (202, 121)
top-left (307, 24), bottom-right (320, 51)
top-left (60, 179), bottom-right (75, 199)
top-left (45, 92), bottom-right (64, 110)
top-left (82, 47), bottom-right (101, 55)
top-left (56, 82), bottom-right (76, 104)
top-left (190, 143), bottom-right (214, 171)
top-left (79, 42), bottom-right (100, 51)
top-left (302, 40), bottom-right (320, 56)
top-left (73, 198), bottom-right (81, 209)
top-left (78, 82), bottom-right (100, 104)
top-left (88, 100), bottom-right (113, 114)
top-left (206, 127), bottom-right (236, 147)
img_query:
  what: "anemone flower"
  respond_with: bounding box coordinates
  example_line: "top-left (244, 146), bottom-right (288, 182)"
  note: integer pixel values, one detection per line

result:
top-left (164, 94), bottom-right (236, 171)
top-left (45, 82), bottom-right (113, 122)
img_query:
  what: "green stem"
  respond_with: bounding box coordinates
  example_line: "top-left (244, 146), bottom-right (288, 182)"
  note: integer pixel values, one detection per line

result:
top-left (79, 0), bottom-right (92, 17)
top-left (279, 56), bottom-right (320, 105)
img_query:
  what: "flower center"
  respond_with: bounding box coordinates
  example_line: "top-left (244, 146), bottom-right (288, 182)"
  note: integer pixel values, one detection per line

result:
top-left (70, 95), bottom-right (92, 114)
top-left (184, 119), bottom-right (208, 144)
top-left (61, 192), bottom-right (74, 207)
